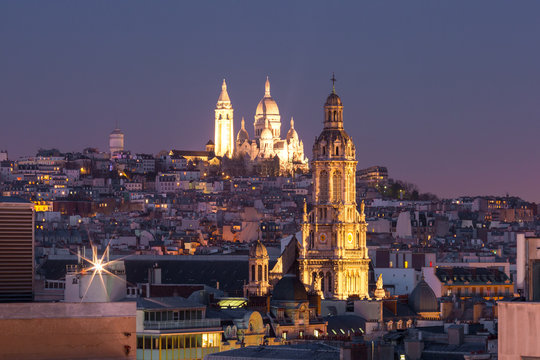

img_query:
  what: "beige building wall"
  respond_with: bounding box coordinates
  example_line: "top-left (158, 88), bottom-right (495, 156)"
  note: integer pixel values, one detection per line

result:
top-left (499, 302), bottom-right (540, 360)
top-left (0, 302), bottom-right (136, 360)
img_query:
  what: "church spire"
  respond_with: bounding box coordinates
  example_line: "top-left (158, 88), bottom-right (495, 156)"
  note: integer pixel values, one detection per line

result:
top-left (265, 76), bottom-right (271, 97)
top-left (290, 117), bottom-right (294, 129)
top-left (241, 117), bottom-right (246, 130)
top-left (217, 78), bottom-right (231, 104)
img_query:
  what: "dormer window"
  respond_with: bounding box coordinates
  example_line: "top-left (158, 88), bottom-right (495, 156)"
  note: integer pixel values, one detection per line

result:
top-left (335, 146), bottom-right (339, 156)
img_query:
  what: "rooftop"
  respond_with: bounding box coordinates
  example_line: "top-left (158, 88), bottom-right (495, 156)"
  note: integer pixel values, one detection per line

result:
top-left (206, 343), bottom-right (339, 360)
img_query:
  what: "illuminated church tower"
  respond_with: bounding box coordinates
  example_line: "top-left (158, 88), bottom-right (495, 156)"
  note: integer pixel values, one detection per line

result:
top-left (214, 79), bottom-right (234, 157)
top-left (299, 77), bottom-right (370, 300)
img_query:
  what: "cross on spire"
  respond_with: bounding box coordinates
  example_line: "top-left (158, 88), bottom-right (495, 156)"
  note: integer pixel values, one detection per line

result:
top-left (331, 73), bottom-right (337, 94)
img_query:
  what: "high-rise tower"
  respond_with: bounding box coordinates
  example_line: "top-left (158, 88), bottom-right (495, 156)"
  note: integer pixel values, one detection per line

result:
top-left (109, 126), bottom-right (124, 155)
top-left (214, 79), bottom-right (234, 158)
top-left (298, 79), bottom-right (370, 300)
top-left (0, 197), bottom-right (34, 302)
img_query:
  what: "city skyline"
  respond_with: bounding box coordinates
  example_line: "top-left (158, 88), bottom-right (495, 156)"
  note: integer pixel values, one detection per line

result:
top-left (2, 1), bottom-right (540, 201)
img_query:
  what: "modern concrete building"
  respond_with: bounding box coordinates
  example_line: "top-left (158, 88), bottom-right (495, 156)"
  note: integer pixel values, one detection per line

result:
top-left (0, 197), bottom-right (34, 302)
top-left (0, 302), bottom-right (136, 359)
top-left (109, 126), bottom-right (125, 155)
top-left (499, 301), bottom-right (540, 360)
top-left (516, 234), bottom-right (540, 300)
top-left (136, 297), bottom-right (223, 360)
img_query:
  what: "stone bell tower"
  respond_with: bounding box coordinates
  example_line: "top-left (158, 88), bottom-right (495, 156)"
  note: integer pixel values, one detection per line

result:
top-left (298, 76), bottom-right (370, 300)
top-left (214, 79), bottom-right (234, 157)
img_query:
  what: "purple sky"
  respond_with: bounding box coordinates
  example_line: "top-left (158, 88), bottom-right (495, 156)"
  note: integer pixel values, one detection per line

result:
top-left (1, 2), bottom-right (539, 201)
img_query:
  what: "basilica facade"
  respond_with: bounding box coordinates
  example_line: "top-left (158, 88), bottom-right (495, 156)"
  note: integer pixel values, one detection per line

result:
top-left (298, 84), bottom-right (370, 300)
top-left (213, 77), bottom-right (309, 176)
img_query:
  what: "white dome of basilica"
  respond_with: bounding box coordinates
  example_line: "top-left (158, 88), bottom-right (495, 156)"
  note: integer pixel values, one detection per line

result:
top-left (260, 126), bottom-right (273, 140)
top-left (286, 117), bottom-right (298, 142)
top-left (255, 77), bottom-right (280, 116)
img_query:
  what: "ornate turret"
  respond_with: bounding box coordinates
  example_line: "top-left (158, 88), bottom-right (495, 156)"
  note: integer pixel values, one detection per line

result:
top-left (236, 117), bottom-right (250, 144)
top-left (286, 117), bottom-right (299, 143)
top-left (244, 238), bottom-right (270, 297)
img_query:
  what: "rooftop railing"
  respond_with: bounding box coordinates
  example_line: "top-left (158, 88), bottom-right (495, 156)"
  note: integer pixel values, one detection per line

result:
top-left (143, 318), bottom-right (221, 330)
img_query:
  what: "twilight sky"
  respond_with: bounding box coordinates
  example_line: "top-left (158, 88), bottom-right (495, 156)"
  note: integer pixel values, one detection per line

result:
top-left (1, 1), bottom-right (539, 201)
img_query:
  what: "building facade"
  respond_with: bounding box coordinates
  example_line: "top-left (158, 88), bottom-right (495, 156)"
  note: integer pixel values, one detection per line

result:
top-left (0, 197), bottom-right (34, 302)
top-left (298, 85), bottom-right (370, 300)
top-left (214, 79), bottom-right (234, 158)
top-left (109, 127), bottom-right (124, 155)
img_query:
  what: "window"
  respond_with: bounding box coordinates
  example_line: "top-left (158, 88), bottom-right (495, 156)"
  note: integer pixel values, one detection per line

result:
top-left (332, 171), bottom-right (342, 202)
top-left (327, 272), bottom-right (332, 293)
top-left (335, 146), bottom-right (339, 156)
top-left (319, 171), bottom-right (329, 202)
top-left (348, 172), bottom-right (355, 201)
top-left (258, 265), bottom-right (262, 282)
top-left (251, 265), bottom-right (255, 282)
top-left (322, 146), bottom-right (326, 156)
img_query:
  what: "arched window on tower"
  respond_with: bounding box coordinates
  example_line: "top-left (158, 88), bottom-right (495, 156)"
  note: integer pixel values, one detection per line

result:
top-left (356, 231), bottom-right (360, 248)
top-left (332, 171), bottom-right (342, 202)
top-left (335, 146), bottom-right (339, 156)
top-left (333, 111), bottom-right (337, 121)
top-left (264, 265), bottom-right (268, 281)
top-left (258, 265), bottom-right (262, 281)
top-left (320, 171), bottom-right (329, 202)
top-left (349, 172), bottom-right (355, 201)
top-left (322, 146), bottom-right (326, 156)
top-left (327, 272), bottom-right (332, 293)
top-left (319, 272), bottom-right (325, 294)
top-left (309, 231), bottom-right (314, 248)
top-left (251, 265), bottom-right (255, 282)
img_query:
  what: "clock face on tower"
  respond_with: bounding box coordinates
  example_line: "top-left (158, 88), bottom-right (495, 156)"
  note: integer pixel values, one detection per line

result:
top-left (347, 232), bottom-right (353, 244)
top-left (319, 233), bottom-right (327, 244)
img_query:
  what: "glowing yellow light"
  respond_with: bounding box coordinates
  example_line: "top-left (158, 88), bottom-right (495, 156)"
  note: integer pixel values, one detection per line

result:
top-left (95, 262), bottom-right (103, 272)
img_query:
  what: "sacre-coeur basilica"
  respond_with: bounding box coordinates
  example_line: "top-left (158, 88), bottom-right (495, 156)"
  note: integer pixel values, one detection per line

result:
top-left (212, 77), bottom-right (309, 176)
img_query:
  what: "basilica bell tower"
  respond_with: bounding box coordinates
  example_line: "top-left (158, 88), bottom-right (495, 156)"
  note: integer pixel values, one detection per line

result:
top-left (214, 79), bottom-right (234, 157)
top-left (299, 77), bottom-right (370, 300)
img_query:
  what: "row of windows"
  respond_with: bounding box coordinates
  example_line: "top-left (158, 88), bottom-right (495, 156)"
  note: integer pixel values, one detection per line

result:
top-left (144, 309), bottom-right (203, 322)
top-left (318, 170), bottom-right (355, 203)
top-left (251, 264), bottom-right (268, 282)
top-left (137, 333), bottom-right (220, 350)
top-left (320, 144), bottom-right (353, 157)
top-left (447, 286), bottom-right (511, 297)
